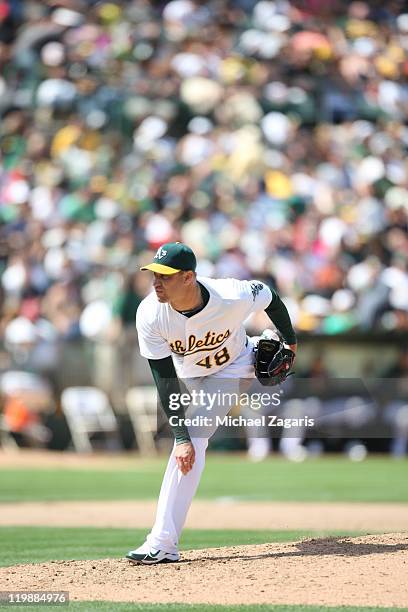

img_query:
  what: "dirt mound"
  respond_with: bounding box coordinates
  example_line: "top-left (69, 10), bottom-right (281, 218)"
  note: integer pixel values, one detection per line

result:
top-left (2, 533), bottom-right (407, 607)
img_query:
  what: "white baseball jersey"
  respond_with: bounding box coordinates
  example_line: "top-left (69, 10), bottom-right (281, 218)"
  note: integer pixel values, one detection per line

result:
top-left (136, 276), bottom-right (272, 379)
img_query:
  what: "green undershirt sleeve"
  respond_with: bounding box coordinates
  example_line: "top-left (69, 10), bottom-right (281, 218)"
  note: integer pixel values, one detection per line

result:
top-left (148, 356), bottom-right (191, 445)
top-left (264, 290), bottom-right (297, 345)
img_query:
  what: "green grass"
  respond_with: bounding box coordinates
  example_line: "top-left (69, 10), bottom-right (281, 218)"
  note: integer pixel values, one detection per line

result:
top-left (73, 606), bottom-right (408, 612)
top-left (2, 603), bottom-right (408, 611)
top-left (0, 527), bottom-right (363, 567)
top-left (0, 457), bottom-right (407, 503)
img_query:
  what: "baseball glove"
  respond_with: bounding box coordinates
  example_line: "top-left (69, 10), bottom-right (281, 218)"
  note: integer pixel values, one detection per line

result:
top-left (254, 335), bottom-right (295, 386)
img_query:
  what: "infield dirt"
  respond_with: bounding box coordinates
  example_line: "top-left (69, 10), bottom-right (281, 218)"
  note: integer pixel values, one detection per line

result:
top-left (1, 533), bottom-right (407, 607)
top-left (1, 499), bottom-right (408, 531)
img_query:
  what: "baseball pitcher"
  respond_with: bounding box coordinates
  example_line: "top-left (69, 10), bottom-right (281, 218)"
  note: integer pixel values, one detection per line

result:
top-left (126, 242), bottom-right (297, 564)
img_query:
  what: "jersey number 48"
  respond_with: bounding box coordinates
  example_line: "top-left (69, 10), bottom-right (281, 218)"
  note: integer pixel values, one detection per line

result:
top-left (196, 347), bottom-right (230, 369)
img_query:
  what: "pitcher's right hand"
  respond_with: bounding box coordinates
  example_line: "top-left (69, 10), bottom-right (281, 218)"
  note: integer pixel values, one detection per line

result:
top-left (175, 441), bottom-right (195, 475)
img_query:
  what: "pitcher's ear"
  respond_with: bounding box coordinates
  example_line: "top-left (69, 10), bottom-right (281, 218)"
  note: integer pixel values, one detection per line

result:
top-left (183, 270), bottom-right (195, 284)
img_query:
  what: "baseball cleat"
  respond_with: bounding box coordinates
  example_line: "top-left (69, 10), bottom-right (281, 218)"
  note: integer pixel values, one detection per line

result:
top-left (126, 546), bottom-right (180, 565)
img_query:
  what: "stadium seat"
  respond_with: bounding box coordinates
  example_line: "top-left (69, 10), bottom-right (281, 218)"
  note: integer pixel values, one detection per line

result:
top-left (126, 386), bottom-right (159, 455)
top-left (61, 387), bottom-right (121, 453)
top-left (0, 415), bottom-right (19, 451)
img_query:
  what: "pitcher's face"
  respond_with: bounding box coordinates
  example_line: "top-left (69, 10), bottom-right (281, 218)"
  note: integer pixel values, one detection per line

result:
top-left (152, 271), bottom-right (190, 303)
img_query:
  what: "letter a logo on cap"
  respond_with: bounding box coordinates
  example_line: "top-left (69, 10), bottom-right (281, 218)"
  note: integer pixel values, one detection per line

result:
top-left (155, 247), bottom-right (168, 260)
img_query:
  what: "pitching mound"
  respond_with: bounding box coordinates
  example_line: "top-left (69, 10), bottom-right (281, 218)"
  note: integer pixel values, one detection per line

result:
top-left (1, 533), bottom-right (407, 607)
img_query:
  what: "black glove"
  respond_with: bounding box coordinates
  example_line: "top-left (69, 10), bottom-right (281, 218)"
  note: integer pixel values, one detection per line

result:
top-left (254, 336), bottom-right (295, 386)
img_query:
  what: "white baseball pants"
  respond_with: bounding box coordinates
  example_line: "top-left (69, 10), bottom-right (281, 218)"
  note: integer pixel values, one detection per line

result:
top-left (145, 340), bottom-right (256, 553)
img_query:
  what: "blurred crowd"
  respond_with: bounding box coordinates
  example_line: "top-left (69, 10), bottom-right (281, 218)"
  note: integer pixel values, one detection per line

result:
top-left (1, 0), bottom-right (408, 363)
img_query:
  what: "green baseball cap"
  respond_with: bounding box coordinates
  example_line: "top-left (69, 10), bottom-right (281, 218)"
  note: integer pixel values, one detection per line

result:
top-left (140, 242), bottom-right (197, 275)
